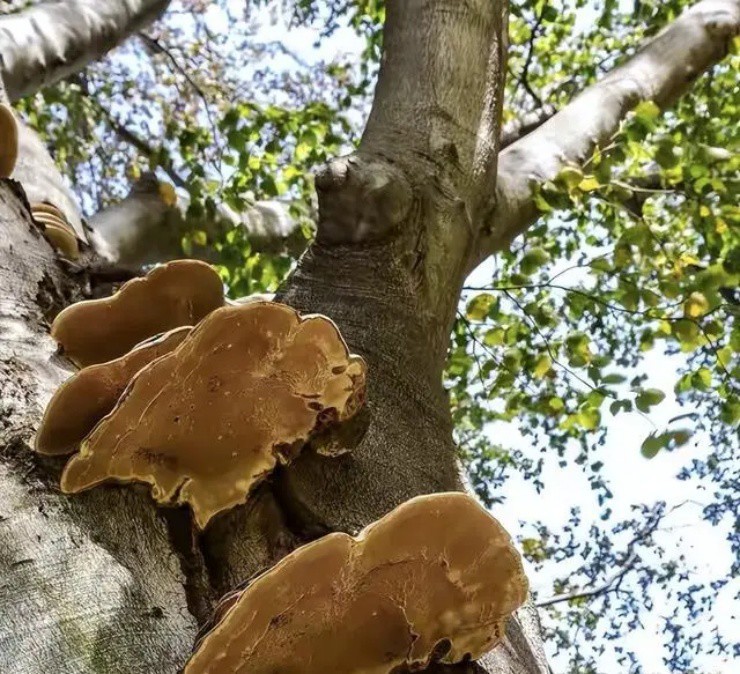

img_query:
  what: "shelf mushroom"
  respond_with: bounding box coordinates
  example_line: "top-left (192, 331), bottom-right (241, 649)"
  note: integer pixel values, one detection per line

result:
top-left (30, 202), bottom-right (80, 259)
top-left (51, 259), bottom-right (224, 367)
top-left (35, 327), bottom-right (192, 456)
top-left (0, 104), bottom-right (18, 178)
top-left (59, 301), bottom-right (367, 528)
top-left (184, 492), bottom-right (529, 673)
top-left (13, 120), bottom-right (87, 253)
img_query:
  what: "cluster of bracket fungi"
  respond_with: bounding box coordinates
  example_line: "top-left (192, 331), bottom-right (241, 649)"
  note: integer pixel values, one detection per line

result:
top-left (24, 190), bottom-right (528, 668)
top-left (1, 102), bottom-right (85, 258)
top-left (37, 259), bottom-right (367, 527)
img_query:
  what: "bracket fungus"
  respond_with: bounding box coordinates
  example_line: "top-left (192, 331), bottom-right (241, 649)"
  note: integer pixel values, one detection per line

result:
top-left (36, 327), bottom-right (192, 456)
top-left (59, 301), bottom-right (367, 528)
top-left (51, 259), bottom-right (224, 367)
top-left (184, 492), bottom-right (528, 674)
top-left (0, 103), bottom-right (18, 178)
top-left (32, 202), bottom-right (80, 259)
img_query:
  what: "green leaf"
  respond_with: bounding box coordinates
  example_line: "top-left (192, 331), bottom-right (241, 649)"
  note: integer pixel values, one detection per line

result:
top-left (635, 388), bottom-right (666, 412)
top-left (556, 166), bottom-right (584, 190)
top-left (532, 354), bottom-right (552, 379)
top-left (603, 374), bottom-right (627, 384)
top-left (483, 328), bottom-right (505, 346)
top-left (466, 293), bottom-right (497, 321)
top-left (634, 100), bottom-right (661, 121)
top-left (521, 247), bottom-right (551, 274)
top-left (577, 407), bottom-right (601, 430)
top-left (641, 433), bottom-right (664, 459)
top-left (578, 176), bottom-right (602, 192)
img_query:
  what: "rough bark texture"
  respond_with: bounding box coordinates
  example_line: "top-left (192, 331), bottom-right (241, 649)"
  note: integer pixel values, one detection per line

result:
top-left (0, 0), bottom-right (171, 102)
top-left (0, 181), bottom-right (197, 673)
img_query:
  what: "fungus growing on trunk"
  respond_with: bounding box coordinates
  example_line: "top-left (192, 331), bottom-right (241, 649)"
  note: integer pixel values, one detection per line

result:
top-left (0, 103), bottom-right (18, 178)
top-left (60, 301), bottom-right (367, 528)
top-left (35, 326), bottom-right (192, 456)
top-left (31, 202), bottom-right (80, 259)
top-left (51, 259), bottom-right (224, 367)
top-left (184, 492), bottom-right (528, 673)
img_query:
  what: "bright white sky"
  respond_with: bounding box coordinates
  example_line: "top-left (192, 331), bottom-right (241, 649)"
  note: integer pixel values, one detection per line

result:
top-left (193, 2), bottom-right (737, 672)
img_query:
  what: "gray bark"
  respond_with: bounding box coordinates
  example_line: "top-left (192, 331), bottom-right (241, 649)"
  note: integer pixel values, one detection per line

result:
top-left (0, 0), bottom-right (171, 102)
top-left (88, 174), bottom-right (309, 266)
top-left (12, 115), bottom-right (85, 241)
top-left (0, 181), bottom-right (197, 673)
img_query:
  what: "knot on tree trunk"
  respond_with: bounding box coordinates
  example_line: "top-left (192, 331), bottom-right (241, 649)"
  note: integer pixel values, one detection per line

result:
top-left (314, 154), bottom-right (413, 245)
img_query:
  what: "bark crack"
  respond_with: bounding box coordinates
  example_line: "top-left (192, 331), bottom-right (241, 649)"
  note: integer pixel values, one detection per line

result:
top-left (161, 507), bottom-right (216, 626)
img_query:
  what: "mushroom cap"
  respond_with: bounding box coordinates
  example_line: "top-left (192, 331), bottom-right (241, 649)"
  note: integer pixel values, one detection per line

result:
top-left (36, 326), bottom-right (192, 456)
top-left (32, 205), bottom-right (80, 259)
top-left (51, 260), bottom-right (224, 367)
top-left (184, 492), bottom-right (529, 674)
top-left (0, 104), bottom-right (19, 178)
top-left (14, 121), bottom-right (86, 241)
top-left (60, 301), bottom-right (367, 528)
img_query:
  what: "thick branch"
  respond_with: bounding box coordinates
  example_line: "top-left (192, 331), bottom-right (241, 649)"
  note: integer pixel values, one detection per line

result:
top-left (499, 107), bottom-right (556, 149)
top-left (0, 0), bottom-right (171, 101)
top-left (88, 173), bottom-right (309, 266)
top-left (474, 0), bottom-right (740, 267)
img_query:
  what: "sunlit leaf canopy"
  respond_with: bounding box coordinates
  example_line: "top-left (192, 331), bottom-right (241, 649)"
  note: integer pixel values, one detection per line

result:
top-left (7, 0), bottom-right (738, 671)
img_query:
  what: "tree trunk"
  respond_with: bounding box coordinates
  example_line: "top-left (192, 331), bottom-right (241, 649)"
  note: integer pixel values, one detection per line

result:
top-left (1, 0), bottom-right (550, 670)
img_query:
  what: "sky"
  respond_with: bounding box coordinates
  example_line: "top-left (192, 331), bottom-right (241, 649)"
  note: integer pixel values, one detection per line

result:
top-left (179, 2), bottom-right (737, 672)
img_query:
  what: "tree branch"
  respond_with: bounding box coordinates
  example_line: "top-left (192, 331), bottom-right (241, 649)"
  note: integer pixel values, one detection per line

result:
top-left (88, 171), bottom-right (310, 266)
top-left (87, 112), bottom-right (309, 264)
top-left (535, 552), bottom-right (638, 609)
top-left (472, 0), bottom-right (740, 269)
top-left (0, 0), bottom-right (171, 101)
top-left (535, 507), bottom-right (666, 609)
top-left (499, 106), bottom-right (556, 149)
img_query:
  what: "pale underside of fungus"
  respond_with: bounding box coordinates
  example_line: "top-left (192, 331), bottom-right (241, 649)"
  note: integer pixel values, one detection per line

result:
top-left (35, 326), bottom-right (192, 456)
top-left (51, 259), bottom-right (225, 367)
top-left (184, 492), bottom-right (529, 674)
top-left (60, 301), bottom-right (367, 528)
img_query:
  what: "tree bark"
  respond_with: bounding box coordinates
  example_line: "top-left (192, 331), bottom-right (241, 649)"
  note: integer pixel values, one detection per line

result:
top-left (0, 181), bottom-right (198, 673)
top-left (0, 0), bottom-right (171, 102)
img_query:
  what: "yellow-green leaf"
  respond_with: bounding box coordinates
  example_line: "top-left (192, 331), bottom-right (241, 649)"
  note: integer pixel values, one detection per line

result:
top-left (533, 355), bottom-right (552, 379)
top-left (684, 292), bottom-right (709, 318)
top-left (466, 293), bottom-right (496, 321)
top-left (634, 100), bottom-right (660, 120)
top-left (578, 176), bottom-right (601, 192)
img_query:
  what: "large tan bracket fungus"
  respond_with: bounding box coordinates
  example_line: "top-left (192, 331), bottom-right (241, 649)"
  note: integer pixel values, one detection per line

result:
top-left (51, 259), bottom-right (224, 367)
top-left (0, 103), bottom-right (18, 178)
top-left (60, 301), bottom-right (367, 528)
top-left (184, 492), bottom-right (529, 674)
top-left (36, 326), bottom-right (192, 456)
